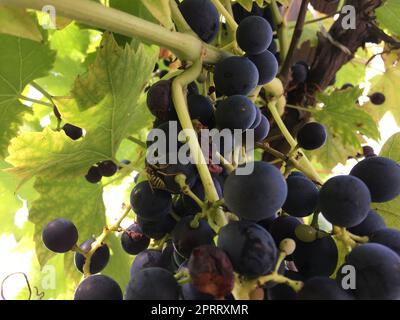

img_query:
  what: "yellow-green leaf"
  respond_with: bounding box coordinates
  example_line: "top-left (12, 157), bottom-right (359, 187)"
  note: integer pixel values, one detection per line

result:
top-left (364, 63), bottom-right (400, 127)
top-left (0, 34), bottom-right (55, 158)
top-left (376, 0), bottom-right (400, 37)
top-left (315, 87), bottom-right (380, 148)
top-left (6, 32), bottom-right (157, 182)
top-left (0, 6), bottom-right (42, 42)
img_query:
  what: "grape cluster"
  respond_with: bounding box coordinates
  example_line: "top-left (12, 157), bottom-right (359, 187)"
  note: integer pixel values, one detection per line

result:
top-left (40, 1), bottom-right (400, 301)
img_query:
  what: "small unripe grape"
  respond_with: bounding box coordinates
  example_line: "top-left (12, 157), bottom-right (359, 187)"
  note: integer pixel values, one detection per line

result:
top-left (279, 238), bottom-right (296, 256)
top-left (295, 224), bottom-right (317, 243)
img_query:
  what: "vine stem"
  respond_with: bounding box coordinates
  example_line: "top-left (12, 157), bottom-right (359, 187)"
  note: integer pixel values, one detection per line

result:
top-left (126, 136), bottom-right (146, 148)
top-left (172, 60), bottom-right (219, 203)
top-left (264, 90), bottom-right (323, 185)
top-left (286, 104), bottom-right (317, 113)
top-left (82, 204), bottom-right (132, 277)
top-left (19, 95), bottom-right (53, 107)
top-left (233, 253), bottom-right (304, 299)
top-left (5, 0), bottom-right (227, 64)
top-left (30, 81), bottom-right (55, 104)
top-left (271, 0), bottom-right (289, 63)
top-left (333, 226), bottom-right (369, 252)
top-left (210, 0), bottom-right (238, 32)
top-left (171, 59), bottom-right (227, 230)
top-left (169, 0), bottom-right (195, 36)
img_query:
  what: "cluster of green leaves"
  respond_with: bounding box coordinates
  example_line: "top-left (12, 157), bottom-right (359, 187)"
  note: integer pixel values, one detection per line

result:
top-left (0, 3), bottom-right (160, 299)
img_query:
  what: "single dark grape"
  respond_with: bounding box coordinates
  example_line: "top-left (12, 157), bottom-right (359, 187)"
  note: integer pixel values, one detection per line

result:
top-left (297, 277), bottom-right (354, 300)
top-left (146, 79), bottom-right (176, 121)
top-left (223, 161), bottom-right (287, 221)
top-left (130, 181), bottom-right (172, 221)
top-left (282, 175), bottom-right (319, 217)
top-left (253, 119), bottom-right (272, 149)
top-left (187, 94), bottom-right (214, 127)
top-left (74, 239), bottom-right (110, 274)
top-left (136, 214), bottom-right (177, 240)
top-left (319, 175), bottom-right (371, 227)
top-left (97, 160), bottom-right (118, 177)
top-left (130, 249), bottom-right (163, 278)
top-left (214, 56), bottom-right (259, 96)
top-left (42, 218), bottom-right (78, 253)
top-left (291, 62), bottom-right (309, 84)
top-left (62, 124), bottom-right (83, 140)
top-left (74, 275), bottom-right (122, 300)
top-left (118, 159), bottom-right (131, 169)
top-left (179, 0), bottom-right (220, 43)
top-left (347, 210), bottom-right (386, 237)
top-left (370, 228), bottom-right (400, 256)
top-left (126, 267), bottom-right (180, 300)
top-left (296, 122), bottom-right (327, 150)
top-left (369, 92), bottom-right (385, 105)
top-left (172, 216), bottom-right (215, 258)
top-left (336, 243), bottom-right (400, 299)
top-left (215, 95), bottom-right (257, 131)
top-left (341, 83), bottom-right (354, 90)
top-left (85, 166), bottom-right (102, 184)
top-left (293, 236), bottom-right (338, 278)
top-left (362, 145), bottom-right (376, 158)
top-left (188, 245), bottom-right (234, 298)
top-left (121, 224), bottom-right (150, 255)
top-left (237, 16), bottom-right (273, 54)
top-left (350, 156), bottom-right (400, 203)
top-left (248, 50), bottom-right (278, 85)
top-left (218, 221), bottom-right (277, 278)
top-left (269, 215), bottom-right (302, 261)
top-left (178, 178), bottom-right (222, 216)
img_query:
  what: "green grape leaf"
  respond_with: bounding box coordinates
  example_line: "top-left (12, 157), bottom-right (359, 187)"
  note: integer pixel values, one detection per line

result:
top-left (141, 0), bottom-right (173, 29)
top-left (29, 176), bottom-right (106, 268)
top-left (0, 34), bottom-right (55, 158)
top-left (6, 32), bottom-right (157, 182)
top-left (363, 63), bottom-right (400, 127)
top-left (314, 87), bottom-right (380, 147)
top-left (376, 0), bottom-right (400, 37)
top-left (0, 6), bottom-right (43, 42)
top-left (372, 132), bottom-right (400, 229)
top-left (35, 22), bottom-right (96, 96)
top-left (335, 48), bottom-right (369, 88)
